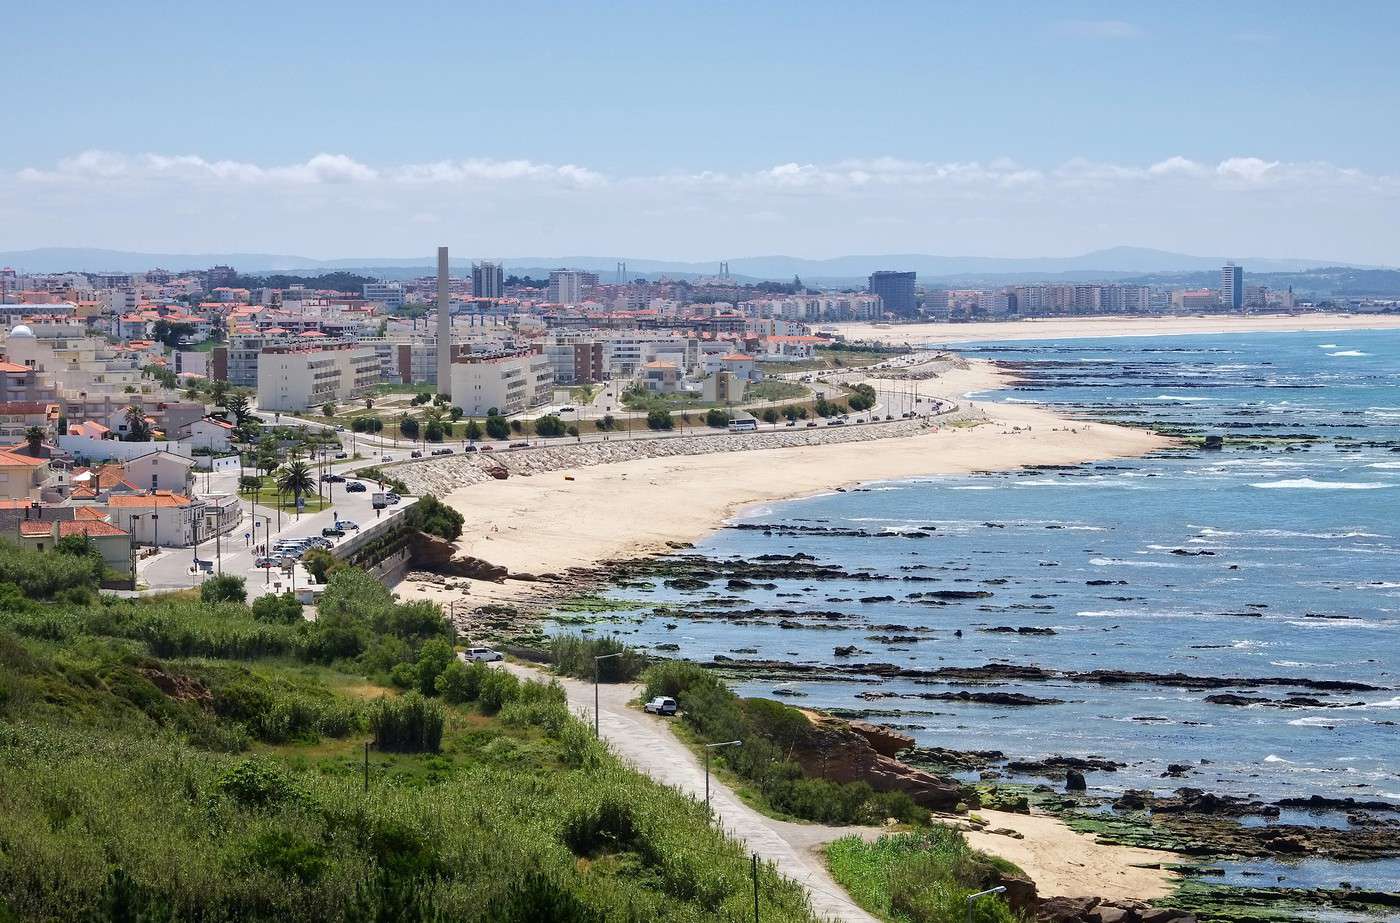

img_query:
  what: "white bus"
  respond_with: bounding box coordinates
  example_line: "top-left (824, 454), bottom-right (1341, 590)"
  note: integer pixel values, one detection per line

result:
top-left (727, 418), bottom-right (758, 433)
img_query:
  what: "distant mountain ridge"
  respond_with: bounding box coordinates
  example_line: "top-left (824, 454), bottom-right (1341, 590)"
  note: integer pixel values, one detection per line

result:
top-left (0, 245), bottom-right (1385, 279)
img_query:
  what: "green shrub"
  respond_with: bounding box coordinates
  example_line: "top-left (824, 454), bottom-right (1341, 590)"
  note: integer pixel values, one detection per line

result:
top-left (478, 668), bottom-right (520, 715)
top-left (404, 495), bottom-right (465, 541)
top-left (645, 409), bottom-right (673, 430)
top-left (550, 634), bottom-right (645, 682)
top-left (414, 638), bottom-right (455, 695)
top-left (534, 414), bottom-right (566, 437)
top-left (200, 574), bottom-right (246, 604)
top-left (368, 692), bottom-right (444, 753)
top-left (436, 659), bottom-right (487, 703)
top-left (215, 758), bottom-right (306, 808)
top-left (827, 829), bottom-right (1022, 923)
top-left (705, 408), bottom-right (731, 428)
top-left (251, 591), bottom-right (303, 623)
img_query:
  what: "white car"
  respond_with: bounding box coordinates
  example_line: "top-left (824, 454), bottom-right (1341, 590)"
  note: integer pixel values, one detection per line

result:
top-left (460, 647), bottom-right (503, 662)
top-left (334, 519), bottom-right (360, 531)
top-left (643, 696), bottom-right (678, 716)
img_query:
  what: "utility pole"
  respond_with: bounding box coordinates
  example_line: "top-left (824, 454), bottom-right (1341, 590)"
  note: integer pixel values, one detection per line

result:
top-left (752, 853), bottom-right (760, 923)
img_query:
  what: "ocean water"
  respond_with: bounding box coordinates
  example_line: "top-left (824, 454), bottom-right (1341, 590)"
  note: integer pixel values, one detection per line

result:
top-left (561, 329), bottom-right (1400, 891)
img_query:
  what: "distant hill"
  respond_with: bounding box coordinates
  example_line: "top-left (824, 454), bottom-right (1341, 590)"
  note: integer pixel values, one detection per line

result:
top-left (0, 245), bottom-right (1386, 280)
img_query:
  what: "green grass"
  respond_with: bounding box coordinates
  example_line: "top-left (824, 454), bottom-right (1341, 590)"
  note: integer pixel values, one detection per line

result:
top-left (0, 557), bottom-right (823, 923)
top-left (743, 380), bottom-right (810, 402)
top-left (238, 474), bottom-right (333, 514)
top-left (826, 830), bottom-right (1025, 923)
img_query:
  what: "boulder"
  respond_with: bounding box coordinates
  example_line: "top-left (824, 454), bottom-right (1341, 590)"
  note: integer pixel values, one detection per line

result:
top-left (848, 721), bottom-right (915, 758)
top-left (1065, 769), bottom-right (1087, 792)
top-left (794, 716), bottom-right (970, 811)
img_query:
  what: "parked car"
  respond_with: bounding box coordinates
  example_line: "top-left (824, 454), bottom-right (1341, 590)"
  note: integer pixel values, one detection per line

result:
top-left (381, 454), bottom-right (394, 462)
top-left (334, 452), bottom-right (348, 459)
top-left (461, 647), bottom-right (503, 662)
top-left (321, 527), bottom-right (345, 538)
top-left (643, 696), bottom-right (678, 716)
top-left (254, 556), bottom-right (276, 568)
top-left (320, 473), bottom-right (345, 482)
top-left (827, 419), bottom-right (845, 426)
top-left (410, 450), bottom-right (423, 458)
top-left (345, 481), bottom-right (367, 492)
top-left (805, 421), bottom-right (818, 428)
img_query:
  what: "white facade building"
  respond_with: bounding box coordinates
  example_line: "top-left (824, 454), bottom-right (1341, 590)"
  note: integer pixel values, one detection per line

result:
top-left (449, 351), bottom-right (554, 417)
top-left (256, 343), bottom-right (380, 411)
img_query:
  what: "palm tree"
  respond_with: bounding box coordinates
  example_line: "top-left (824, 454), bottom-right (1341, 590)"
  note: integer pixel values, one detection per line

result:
top-left (275, 460), bottom-right (316, 519)
top-left (123, 404), bottom-right (153, 442)
top-left (209, 379), bottom-right (229, 407)
top-left (23, 425), bottom-right (45, 455)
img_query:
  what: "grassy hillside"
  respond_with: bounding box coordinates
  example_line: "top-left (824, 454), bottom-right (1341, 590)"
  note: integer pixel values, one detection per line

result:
top-left (0, 542), bottom-right (817, 922)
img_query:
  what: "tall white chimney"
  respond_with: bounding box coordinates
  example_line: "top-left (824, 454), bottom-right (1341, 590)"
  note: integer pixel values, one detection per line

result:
top-left (436, 246), bottom-right (451, 395)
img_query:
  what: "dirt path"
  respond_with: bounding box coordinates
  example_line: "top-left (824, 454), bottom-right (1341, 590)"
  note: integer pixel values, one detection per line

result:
top-left (504, 664), bottom-right (881, 923)
top-left (506, 665), bottom-right (1181, 919)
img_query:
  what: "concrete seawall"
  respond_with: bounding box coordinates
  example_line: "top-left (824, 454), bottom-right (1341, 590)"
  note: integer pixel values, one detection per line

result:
top-left (390, 410), bottom-right (969, 498)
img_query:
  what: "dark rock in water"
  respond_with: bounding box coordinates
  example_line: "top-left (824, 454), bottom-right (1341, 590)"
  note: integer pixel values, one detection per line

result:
top-left (1276, 795), bottom-right (1400, 814)
top-left (1170, 548), bottom-right (1216, 556)
top-left (901, 746), bottom-right (1006, 772)
top-left (859, 595), bottom-right (895, 604)
top-left (1006, 755), bottom-right (1126, 776)
top-left (1163, 763), bottom-right (1193, 778)
top-left (653, 643), bottom-right (680, 652)
top-left (727, 578), bottom-right (777, 590)
top-left (1086, 579), bottom-right (1128, 586)
top-left (1065, 768), bottom-right (1087, 791)
top-left (833, 645), bottom-right (861, 657)
top-left (980, 625), bottom-right (1057, 635)
top-left (1114, 790), bottom-right (1152, 811)
top-left (861, 690), bottom-right (1064, 707)
top-left (665, 577), bottom-right (711, 591)
top-left (771, 687), bottom-right (807, 698)
top-left (908, 589), bottom-right (994, 600)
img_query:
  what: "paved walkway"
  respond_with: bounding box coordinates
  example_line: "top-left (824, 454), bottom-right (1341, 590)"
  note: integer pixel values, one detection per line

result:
top-left (504, 664), bottom-right (881, 923)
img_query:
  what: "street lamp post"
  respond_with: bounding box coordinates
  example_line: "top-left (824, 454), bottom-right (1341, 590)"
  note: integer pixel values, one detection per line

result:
top-left (592, 651), bottom-right (625, 737)
top-left (964, 886), bottom-right (1006, 923)
top-left (704, 740), bottom-right (742, 806)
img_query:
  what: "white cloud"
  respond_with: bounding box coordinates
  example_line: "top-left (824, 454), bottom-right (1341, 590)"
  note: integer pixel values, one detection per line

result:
top-left (4, 151), bottom-right (1397, 262)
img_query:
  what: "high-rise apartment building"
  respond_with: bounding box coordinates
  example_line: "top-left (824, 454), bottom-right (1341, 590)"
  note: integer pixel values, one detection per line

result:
top-left (1221, 263), bottom-right (1244, 311)
top-left (362, 282), bottom-right (404, 309)
top-left (548, 270), bottom-right (586, 305)
top-left (472, 261), bottom-right (504, 300)
top-left (867, 271), bottom-right (917, 316)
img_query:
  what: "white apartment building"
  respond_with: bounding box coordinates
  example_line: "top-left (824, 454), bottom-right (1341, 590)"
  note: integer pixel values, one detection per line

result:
top-left (449, 351), bottom-right (554, 416)
top-left (362, 282), bottom-right (405, 309)
top-left (547, 270), bottom-right (585, 305)
top-left (256, 343), bottom-right (380, 411)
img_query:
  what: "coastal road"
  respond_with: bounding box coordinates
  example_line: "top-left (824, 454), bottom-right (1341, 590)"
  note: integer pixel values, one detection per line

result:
top-left (504, 664), bottom-right (881, 923)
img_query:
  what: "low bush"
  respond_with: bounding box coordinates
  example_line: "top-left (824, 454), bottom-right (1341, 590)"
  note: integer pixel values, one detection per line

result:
top-left (827, 829), bottom-right (1022, 923)
top-left (368, 692), bottom-right (444, 753)
top-left (550, 634), bottom-right (646, 682)
top-left (200, 574), bottom-right (247, 604)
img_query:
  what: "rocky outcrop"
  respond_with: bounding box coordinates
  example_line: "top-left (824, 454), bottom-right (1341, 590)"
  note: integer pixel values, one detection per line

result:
top-left (847, 720), bottom-right (914, 758)
top-left (409, 533), bottom-right (514, 582)
top-left (1036, 897), bottom-right (1195, 923)
top-left (793, 715), bottom-right (971, 811)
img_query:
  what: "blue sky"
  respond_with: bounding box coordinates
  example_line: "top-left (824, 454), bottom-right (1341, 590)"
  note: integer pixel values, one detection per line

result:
top-left (3, 1), bottom-right (1398, 261)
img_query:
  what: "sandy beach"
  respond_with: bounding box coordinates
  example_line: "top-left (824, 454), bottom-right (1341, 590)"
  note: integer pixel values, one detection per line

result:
top-left (398, 361), bottom-right (1168, 609)
top-left (394, 358), bottom-right (1182, 903)
top-left (835, 312), bottom-right (1400, 345)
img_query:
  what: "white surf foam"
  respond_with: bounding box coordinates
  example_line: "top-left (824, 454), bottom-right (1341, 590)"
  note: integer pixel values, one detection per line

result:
top-left (1249, 478), bottom-right (1390, 490)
